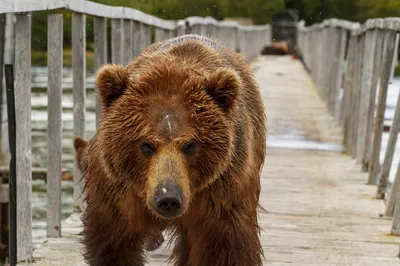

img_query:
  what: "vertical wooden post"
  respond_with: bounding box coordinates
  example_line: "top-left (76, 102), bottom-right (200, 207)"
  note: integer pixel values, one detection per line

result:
top-left (368, 31), bottom-right (398, 185)
top-left (387, 158), bottom-right (400, 217)
top-left (94, 17), bottom-right (107, 128)
top-left (351, 33), bottom-right (365, 159)
top-left (122, 19), bottom-right (133, 66)
top-left (15, 12), bottom-right (32, 262)
top-left (111, 18), bottom-right (123, 64)
top-left (356, 29), bottom-right (377, 165)
top-left (132, 21), bottom-right (140, 58)
top-left (342, 34), bottom-right (356, 149)
top-left (376, 86), bottom-right (400, 199)
top-left (155, 27), bottom-right (163, 43)
top-left (138, 22), bottom-right (146, 55)
top-left (46, 14), bottom-right (63, 238)
top-left (2, 13), bottom-right (15, 170)
top-left (72, 12), bottom-right (86, 211)
top-left (390, 188), bottom-right (400, 235)
top-left (361, 29), bottom-right (384, 172)
top-left (334, 28), bottom-right (348, 121)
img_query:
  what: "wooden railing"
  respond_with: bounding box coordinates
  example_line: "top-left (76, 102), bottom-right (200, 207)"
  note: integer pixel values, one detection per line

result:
top-left (0, 0), bottom-right (272, 262)
top-left (297, 17), bottom-right (400, 235)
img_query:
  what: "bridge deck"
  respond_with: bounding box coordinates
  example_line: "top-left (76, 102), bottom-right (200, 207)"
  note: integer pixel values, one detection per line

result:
top-left (19, 56), bottom-right (400, 265)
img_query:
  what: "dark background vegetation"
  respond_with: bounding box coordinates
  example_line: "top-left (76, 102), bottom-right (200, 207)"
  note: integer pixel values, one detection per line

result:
top-left (30, 0), bottom-right (400, 67)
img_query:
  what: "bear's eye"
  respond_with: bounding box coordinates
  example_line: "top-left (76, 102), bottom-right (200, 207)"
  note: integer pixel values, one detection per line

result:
top-left (182, 141), bottom-right (197, 156)
top-left (140, 141), bottom-right (156, 157)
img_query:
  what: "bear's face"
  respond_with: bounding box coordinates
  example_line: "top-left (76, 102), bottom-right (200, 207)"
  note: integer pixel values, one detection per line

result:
top-left (94, 57), bottom-right (241, 219)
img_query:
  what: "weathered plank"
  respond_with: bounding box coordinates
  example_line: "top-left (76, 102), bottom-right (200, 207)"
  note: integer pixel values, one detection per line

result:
top-left (361, 29), bottom-right (384, 172)
top-left (46, 14), bottom-right (63, 238)
top-left (15, 12), bottom-right (33, 262)
top-left (94, 16), bottom-right (107, 128)
top-left (122, 19), bottom-right (133, 65)
top-left (368, 30), bottom-right (397, 185)
top-left (111, 18), bottom-right (123, 64)
top-left (72, 12), bottom-right (86, 212)
top-left (356, 30), bottom-right (376, 165)
top-left (376, 84), bottom-right (400, 199)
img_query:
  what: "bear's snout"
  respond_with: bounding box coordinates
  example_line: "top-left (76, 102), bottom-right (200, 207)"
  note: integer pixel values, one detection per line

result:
top-left (153, 180), bottom-right (184, 218)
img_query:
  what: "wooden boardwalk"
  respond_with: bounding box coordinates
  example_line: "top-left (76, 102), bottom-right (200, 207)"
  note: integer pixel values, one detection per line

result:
top-left (19, 55), bottom-right (400, 265)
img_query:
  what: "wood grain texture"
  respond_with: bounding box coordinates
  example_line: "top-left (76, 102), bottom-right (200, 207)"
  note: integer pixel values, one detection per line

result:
top-left (15, 12), bottom-right (33, 262)
top-left (46, 13), bottom-right (63, 238)
top-left (18, 56), bottom-right (400, 265)
top-left (111, 18), bottom-right (123, 64)
top-left (94, 16), bottom-right (107, 128)
top-left (368, 31), bottom-right (397, 185)
top-left (72, 12), bottom-right (86, 212)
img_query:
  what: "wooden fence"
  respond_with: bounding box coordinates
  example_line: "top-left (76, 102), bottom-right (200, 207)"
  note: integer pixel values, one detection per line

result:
top-left (0, 0), bottom-right (272, 262)
top-left (297, 17), bottom-right (400, 236)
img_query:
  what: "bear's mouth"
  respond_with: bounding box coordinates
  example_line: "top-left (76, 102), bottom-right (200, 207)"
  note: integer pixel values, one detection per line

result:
top-left (150, 180), bottom-right (185, 219)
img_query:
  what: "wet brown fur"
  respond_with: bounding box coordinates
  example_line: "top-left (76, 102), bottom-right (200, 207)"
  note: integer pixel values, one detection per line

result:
top-left (73, 136), bottom-right (165, 252)
top-left (81, 34), bottom-right (267, 266)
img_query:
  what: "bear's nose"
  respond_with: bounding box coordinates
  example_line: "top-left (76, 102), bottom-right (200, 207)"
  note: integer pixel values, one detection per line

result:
top-left (154, 181), bottom-right (183, 218)
top-left (156, 193), bottom-right (182, 213)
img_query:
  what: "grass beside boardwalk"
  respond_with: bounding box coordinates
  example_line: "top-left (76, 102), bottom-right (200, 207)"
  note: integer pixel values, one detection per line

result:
top-left (32, 48), bottom-right (95, 69)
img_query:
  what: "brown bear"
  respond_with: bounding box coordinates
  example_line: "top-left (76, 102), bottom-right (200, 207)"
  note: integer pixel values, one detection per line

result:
top-left (73, 136), bottom-right (165, 252)
top-left (81, 34), bottom-right (267, 266)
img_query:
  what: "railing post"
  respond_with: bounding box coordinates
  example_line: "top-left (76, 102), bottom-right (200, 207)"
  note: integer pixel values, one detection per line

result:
top-left (122, 19), bottom-right (133, 65)
top-left (351, 33), bottom-right (365, 159)
top-left (132, 21), bottom-right (140, 58)
top-left (342, 34), bottom-right (357, 150)
top-left (94, 16), bottom-right (107, 127)
top-left (46, 13), bottom-right (63, 238)
top-left (72, 12), bottom-right (86, 212)
top-left (376, 82), bottom-right (400, 199)
top-left (111, 18), bottom-right (123, 64)
top-left (15, 12), bottom-right (32, 262)
top-left (333, 28), bottom-right (348, 121)
top-left (368, 30), bottom-right (398, 185)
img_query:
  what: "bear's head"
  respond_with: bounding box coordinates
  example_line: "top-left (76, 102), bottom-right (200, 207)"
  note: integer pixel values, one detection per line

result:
top-left (92, 53), bottom-right (242, 220)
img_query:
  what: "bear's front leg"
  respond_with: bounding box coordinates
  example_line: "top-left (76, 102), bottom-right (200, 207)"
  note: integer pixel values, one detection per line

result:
top-left (82, 206), bottom-right (147, 266)
top-left (181, 212), bottom-right (264, 266)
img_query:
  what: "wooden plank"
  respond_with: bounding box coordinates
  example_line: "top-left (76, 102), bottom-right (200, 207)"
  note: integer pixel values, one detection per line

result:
top-left (327, 27), bottom-right (342, 115)
top-left (72, 12), bottom-right (86, 212)
top-left (111, 18), bottom-right (123, 64)
top-left (132, 21), bottom-right (140, 58)
top-left (376, 79), bottom-right (400, 199)
top-left (1, 13), bottom-right (15, 171)
top-left (387, 158), bottom-right (400, 218)
top-left (15, 12), bottom-right (33, 262)
top-left (361, 29), bottom-right (384, 172)
top-left (391, 187), bottom-right (400, 235)
top-left (154, 27), bottom-right (163, 43)
top-left (356, 30), bottom-right (376, 165)
top-left (351, 34), bottom-right (365, 159)
top-left (368, 31), bottom-right (397, 185)
top-left (94, 16), bottom-right (107, 128)
top-left (46, 13), bottom-right (63, 238)
top-left (122, 19), bottom-right (133, 65)
top-left (334, 28), bottom-right (348, 122)
top-left (341, 35), bottom-right (356, 150)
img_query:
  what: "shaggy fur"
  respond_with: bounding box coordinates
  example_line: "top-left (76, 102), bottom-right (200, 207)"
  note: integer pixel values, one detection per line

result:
top-left (73, 136), bottom-right (165, 252)
top-left (81, 34), bottom-right (267, 266)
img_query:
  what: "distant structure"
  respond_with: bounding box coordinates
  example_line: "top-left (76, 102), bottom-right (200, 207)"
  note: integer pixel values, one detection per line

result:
top-left (271, 9), bottom-right (299, 45)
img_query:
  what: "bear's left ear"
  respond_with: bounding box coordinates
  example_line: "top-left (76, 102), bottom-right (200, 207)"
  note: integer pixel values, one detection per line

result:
top-left (204, 68), bottom-right (241, 113)
top-left (96, 64), bottom-right (129, 108)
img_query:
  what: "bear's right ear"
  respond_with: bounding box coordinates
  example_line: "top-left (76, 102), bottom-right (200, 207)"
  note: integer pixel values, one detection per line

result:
top-left (73, 136), bottom-right (88, 152)
top-left (96, 64), bottom-right (128, 108)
